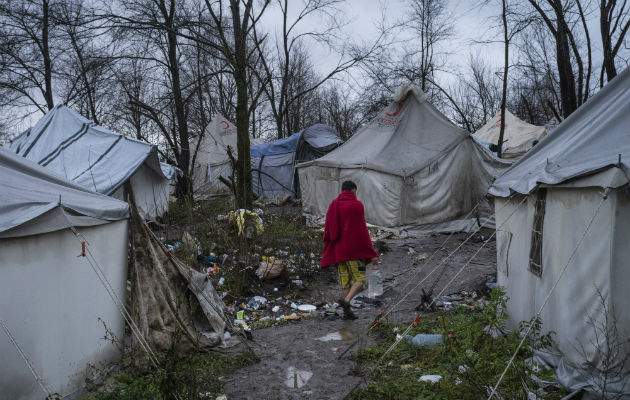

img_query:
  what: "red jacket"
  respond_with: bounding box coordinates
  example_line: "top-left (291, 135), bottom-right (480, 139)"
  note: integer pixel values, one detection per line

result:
top-left (321, 191), bottom-right (378, 268)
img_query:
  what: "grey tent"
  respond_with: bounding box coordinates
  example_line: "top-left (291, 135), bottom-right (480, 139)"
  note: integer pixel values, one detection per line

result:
top-left (297, 84), bottom-right (512, 231)
top-left (0, 147), bottom-right (130, 399)
top-left (6, 105), bottom-right (174, 219)
top-left (473, 110), bottom-right (547, 158)
top-left (489, 68), bottom-right (630, 398)
top-left (0, 147), bottom-right (228, 398)
top-left (251, 124), bottom-right (342, 198)
top-left (192, 114), bottom-right (263, 198)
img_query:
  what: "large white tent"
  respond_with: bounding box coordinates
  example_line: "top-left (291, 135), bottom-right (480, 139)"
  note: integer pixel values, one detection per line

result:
top-left (192, 114), bottom-right (263, 198)
top-left (489, 68), bottom-right (630, 398)
top-left (473, 110), bottom-right (547, 158)
top-left (6, 105), bottom-right (173, 219)
top-left (0, 148), bottom-right (130, 400)
top-left (297, 84), bottom-right (511, 230)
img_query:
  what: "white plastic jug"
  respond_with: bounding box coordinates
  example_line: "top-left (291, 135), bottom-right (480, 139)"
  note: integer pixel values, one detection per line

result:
top-left (368, 266), bottom-right (383, 298)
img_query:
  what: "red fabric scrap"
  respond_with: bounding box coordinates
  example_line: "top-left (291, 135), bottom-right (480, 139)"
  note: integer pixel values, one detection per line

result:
top-left (321, 190), bottom-right (378, 268)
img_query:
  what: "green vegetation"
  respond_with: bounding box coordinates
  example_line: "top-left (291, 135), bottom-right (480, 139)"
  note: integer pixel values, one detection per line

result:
top-left (351, 288), bottom-right (565, 400)
top-left (94, 350), bottom-right (257, 400)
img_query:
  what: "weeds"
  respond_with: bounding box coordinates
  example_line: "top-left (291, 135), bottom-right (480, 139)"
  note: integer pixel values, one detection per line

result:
top-left (94, 350), bottom-right (257, 400)
top-left (351, 288), bottom-right (567, 400)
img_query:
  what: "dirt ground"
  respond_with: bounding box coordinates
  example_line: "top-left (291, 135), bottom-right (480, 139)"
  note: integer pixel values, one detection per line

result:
top-left (220, 230), bottom-right (497, 400)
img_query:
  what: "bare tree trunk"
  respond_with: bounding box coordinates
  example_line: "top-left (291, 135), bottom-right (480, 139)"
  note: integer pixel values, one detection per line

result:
top-left (66, 28), bottom-right (99, 124)
top-left (159, 0), bottom-right (192, 199)
top-left (42, 0), bottom-right (54, 110)
top-left (554, 8), bottom-right (578, 117)
top-left (497, 0), bottom-right (509, 159)
top-left (599, 0), bottom-right (630, 85)
top-left (527, 0), bottom-right (579, 117)
top-left (231, 0), bottom-right (253, 209)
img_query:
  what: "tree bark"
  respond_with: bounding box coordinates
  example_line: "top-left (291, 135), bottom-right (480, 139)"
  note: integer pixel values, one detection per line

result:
top-left (600, 0), bottom-right (619, 85)
top-left (497, 0), bottom-right (509, 158)
top-left (159, 0), bottom-right (192, 199)
top-left (553, 2), bottom-right (578, 117)
top-left (42, 0), bottom-right (54, 110)
top-left (231, 0), bottom-right (253, 209)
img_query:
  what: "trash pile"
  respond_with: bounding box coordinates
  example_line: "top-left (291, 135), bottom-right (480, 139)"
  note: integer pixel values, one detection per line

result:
top-left (432, 279), bottom-right (498, 311)
top-left (227, 294), bottom-right (345, 333)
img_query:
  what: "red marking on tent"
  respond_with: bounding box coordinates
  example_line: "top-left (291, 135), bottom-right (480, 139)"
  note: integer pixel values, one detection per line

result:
top-left (386, 102), bottom-right (403, 117)
top-left (221, 121), bottom-right (230, 130)
top-left (81, 242), bottom-right (86, 257)
top-left (494, 117), bottom-right (507, 129)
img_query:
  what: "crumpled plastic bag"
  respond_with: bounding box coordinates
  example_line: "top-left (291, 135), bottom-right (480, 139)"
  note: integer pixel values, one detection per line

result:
top-left (256, 259), bottom-right (284, 279)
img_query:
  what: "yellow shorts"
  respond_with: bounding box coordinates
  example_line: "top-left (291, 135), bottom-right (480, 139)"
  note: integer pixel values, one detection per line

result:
top-left (336, 260), bottom-right (366, 289)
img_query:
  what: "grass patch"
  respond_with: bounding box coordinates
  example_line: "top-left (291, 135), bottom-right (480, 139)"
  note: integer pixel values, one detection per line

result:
top-left (351, 288), bottom-right (567, 400)
top-left (93, 350), bottom-right (257, 400)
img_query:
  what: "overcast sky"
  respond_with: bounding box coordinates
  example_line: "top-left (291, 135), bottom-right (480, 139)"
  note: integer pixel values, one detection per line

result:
top-left (258, 0), bottom-right (608, 91)
top-left (2, 0), bottom-right (617, 138)
top-left (259, 0), bottom-right (509, 84)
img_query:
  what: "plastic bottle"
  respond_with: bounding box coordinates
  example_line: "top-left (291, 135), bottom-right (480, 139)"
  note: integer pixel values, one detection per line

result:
top-left (368, 266), bottom-right (383, 298)
top-left (404, 333), bottom-right (444, 347)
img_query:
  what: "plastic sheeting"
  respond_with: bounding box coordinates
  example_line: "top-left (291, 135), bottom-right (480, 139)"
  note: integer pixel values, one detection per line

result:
top-left (251, 124), bottom-right (342, 198)
top-left (5, 105), bottom-right (171, 219)
top-left (128, 204), bottom-right (227, 369)
top-left (473, 110), bottom-right (546, 158)
top-left (489, 68), bottom-right (630, 198)
top-left (297, 84), bottom-right (511, 229)
top-left (193, 115), bottom-right (263, 197)
top-left (0, 147), bottom-right (129, 237)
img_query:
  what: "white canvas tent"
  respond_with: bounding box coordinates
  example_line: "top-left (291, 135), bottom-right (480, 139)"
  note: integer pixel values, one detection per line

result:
top-left (6, 105), bottom-right (173, 219)
top-left (192, 114), bottom-right (263, 197)
top-left (473, 110), bottom-right (547, 158)
top-left (489, 68), bottom-right (630, 398)
top-left (0, 147), bottom-right (130, 400)
top-left (297, 84), bottom-right (512, 231)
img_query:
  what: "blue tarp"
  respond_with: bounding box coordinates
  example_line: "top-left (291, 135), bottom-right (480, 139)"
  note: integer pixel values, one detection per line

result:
top-left (250, 132), bottom-right (301, 157)
top-left (250, 124), bottom-right (342, 198)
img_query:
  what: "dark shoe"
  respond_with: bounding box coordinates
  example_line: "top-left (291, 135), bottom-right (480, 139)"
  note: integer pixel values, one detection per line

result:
top-left (343, 309), bottom-right (358, 320)
top-left (339, 299), bottom-right (358, 320)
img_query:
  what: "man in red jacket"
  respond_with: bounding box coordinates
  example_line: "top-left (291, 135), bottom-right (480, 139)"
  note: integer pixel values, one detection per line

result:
top-left (321, 181), bottom-right (378, 320)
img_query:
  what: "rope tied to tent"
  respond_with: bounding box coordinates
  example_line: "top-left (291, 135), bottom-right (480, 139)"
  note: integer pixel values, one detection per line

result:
top-left (0, 319), bottom-right (54, 399)
top-left (487, 187), bottom-right (612, 399)
top-left (376, 195), bottom-right (528, 364)
top-left (69, 227), bottom-right (161, 369)
top-left (369, 193), bottom-right (517, 332)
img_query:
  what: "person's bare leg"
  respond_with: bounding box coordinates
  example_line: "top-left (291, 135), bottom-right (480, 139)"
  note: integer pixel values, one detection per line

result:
top-left (344, 283), bottom-right (363, 303)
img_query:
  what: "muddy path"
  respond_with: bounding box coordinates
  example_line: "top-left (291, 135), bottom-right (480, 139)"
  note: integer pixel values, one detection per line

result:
top-left (221, 230), bottom-right (497, 399)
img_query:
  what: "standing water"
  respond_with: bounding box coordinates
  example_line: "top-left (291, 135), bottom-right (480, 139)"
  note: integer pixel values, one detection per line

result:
top-left (368, 265), bottom-right (383, 298)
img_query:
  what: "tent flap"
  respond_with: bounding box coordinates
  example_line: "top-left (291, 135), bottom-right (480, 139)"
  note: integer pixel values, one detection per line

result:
top-left (0, 148), bottom-right (129, 236)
